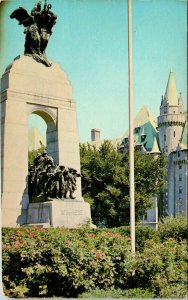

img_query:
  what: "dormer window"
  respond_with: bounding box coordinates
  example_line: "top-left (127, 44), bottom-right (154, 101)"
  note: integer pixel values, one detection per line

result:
top-left (134, 127), bottom-right (140, 134)
top-left (141, 134), bottom-right (147, 143)
top-left (122, 138), bottom-right (128, 145)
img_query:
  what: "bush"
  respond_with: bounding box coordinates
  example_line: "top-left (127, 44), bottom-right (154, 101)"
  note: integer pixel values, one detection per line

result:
top-left (79, 287), bottom-right (155, 298)
top-left (2, 227), bottom-right (132, 298)
top-left (158, 214), bottom-right (187, 241)
top-left (135, 225), bottom-right (159, 250)
top-left (2, 217), bottom-right (187, 298)
top-left (92, 225), bottom-right (158, 251)
top-left (131, 238), bottom-right (187, 298)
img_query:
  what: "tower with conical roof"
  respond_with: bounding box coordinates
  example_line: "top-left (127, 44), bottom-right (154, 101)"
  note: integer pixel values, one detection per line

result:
top-left (157, 71), bottom-right (186, 155)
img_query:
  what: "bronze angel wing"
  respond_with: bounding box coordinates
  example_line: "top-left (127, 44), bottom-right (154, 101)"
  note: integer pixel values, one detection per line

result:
top-left (10, 7), bottom-right (33, 27)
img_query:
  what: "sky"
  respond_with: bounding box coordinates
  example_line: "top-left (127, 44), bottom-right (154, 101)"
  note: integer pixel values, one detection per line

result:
top-left (0, 0), bottom-right (187, 143)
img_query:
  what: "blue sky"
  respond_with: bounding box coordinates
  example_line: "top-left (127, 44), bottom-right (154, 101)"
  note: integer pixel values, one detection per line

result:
top-left (0, 0), bottom-right (187, 142)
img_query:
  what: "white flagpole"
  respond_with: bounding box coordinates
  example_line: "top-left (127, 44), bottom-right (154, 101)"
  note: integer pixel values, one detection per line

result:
top-left (128, 0), bottom-right (135, 254)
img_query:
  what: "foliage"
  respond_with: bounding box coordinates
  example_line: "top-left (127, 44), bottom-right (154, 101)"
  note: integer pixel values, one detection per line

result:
top-left (28, 144), bottom-right (46, 166)
top-left (2, 218), bottom-right (187, 298)
top-left (131, 238), bottom-right (187, 298)
top-left (158, 214), bottom-right (187, 241)
top-left (2, 227), bottom-right (132, 298)
top-left (79, 287), bottom-right (155, 298)
top-left (80, 141), bottom-right (167, 227)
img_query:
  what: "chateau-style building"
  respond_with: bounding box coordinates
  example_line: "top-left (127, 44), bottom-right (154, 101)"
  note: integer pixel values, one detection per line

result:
top-left (89, 71), bottom-right (187, 219)
top-left (157, 71), bottom-right (187, 217)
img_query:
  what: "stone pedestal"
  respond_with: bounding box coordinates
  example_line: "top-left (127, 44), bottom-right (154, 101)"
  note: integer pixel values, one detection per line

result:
top-left (26, 199), bottom-right (92, 228)
top-left (1, 55), bottom-right (90, 227)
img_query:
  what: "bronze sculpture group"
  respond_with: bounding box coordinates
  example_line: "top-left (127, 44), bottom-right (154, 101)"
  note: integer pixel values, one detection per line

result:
top-left (28, 152), bottom-right (81, 203)
top-left (10, 0), bottom-right (57, 66)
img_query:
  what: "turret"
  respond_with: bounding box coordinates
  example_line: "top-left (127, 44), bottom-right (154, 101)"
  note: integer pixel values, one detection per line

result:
top-left (157, 71), bottom-right (186, 155)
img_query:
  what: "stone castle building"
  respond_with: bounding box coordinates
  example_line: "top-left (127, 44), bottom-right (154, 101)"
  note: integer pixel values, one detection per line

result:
top-left (89, 71), bottom-right (187, 219)
top-left (157, 71), bottom-right (187, 217)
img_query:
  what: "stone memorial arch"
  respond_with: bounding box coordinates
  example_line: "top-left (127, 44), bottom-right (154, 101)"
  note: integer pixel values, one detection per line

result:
top-left (1, 55), bottom-right (91, 228)
top-left (1, 1), bottom-right (93, 228)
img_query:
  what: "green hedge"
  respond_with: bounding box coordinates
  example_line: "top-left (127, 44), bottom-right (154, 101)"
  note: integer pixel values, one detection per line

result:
top-left (2, 216), bottom-right (187, 298)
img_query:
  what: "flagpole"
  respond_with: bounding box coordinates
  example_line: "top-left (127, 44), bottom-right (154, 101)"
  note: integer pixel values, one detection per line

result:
top-left (128, 0), bottom-right (135, 254)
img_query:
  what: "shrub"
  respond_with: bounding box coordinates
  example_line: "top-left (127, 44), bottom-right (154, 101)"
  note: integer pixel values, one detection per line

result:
top-left (2, 227), bottom-right (132, 298)
top-left (158, 214), bottom-right (187, 241)
top-left (79, 287), bottom-right (155, 298)
top-left (135, 225), bottom-right (159, 250)
top-left (131, 238), bottom-right (187, 298)
top-left (2, 218), bottom-right (187, 298)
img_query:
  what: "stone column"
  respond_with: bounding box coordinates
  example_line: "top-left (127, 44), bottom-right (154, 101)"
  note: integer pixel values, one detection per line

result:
top-left (1, 91), bottom-right (29, 226)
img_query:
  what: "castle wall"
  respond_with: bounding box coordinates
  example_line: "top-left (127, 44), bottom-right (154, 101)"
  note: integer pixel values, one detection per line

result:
top-left (168, 150), bottom-right (187, 216)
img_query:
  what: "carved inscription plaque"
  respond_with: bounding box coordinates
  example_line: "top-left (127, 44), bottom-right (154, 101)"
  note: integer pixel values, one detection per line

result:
top-left (61, 210), bottom-right (83, 216)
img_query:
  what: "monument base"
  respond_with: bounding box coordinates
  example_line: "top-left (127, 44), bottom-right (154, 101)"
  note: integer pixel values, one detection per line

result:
top-left (26, 199), bottom-right (94, 228)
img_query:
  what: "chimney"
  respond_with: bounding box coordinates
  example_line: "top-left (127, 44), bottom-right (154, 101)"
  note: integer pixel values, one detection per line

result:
top-left (91, 128), bottom-right (100, 141)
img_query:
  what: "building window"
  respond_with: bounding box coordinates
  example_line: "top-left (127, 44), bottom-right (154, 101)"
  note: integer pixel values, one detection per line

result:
top-left (179, 186), bottom-right (182, 194)
top-left (134, 127), bottom-right (140, 134)
top-left (179, 165), bottom-right (182, 170)
top-left (179, 175), bottom-right (182, 182)
top-left (176, 198), bottom-right (182, 213)
top-left (164, 134), bottom-right (166, 142)
top-left (178, 151), bottom-right (180, 157)
top-left (174, 131), bottom-right (175, 137)
top-left (141, 135), bottom-right (146, 143)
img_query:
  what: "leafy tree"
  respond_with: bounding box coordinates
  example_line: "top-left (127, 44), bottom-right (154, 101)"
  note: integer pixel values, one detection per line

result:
top-left (28, 145), bottom-right (46, 166)
top-left (80, 140), bottom-right (167, 227)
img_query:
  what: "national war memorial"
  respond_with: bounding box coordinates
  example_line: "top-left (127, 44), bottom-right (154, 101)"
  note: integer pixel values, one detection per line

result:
top-left (1, 0), bottom-right (93, 228)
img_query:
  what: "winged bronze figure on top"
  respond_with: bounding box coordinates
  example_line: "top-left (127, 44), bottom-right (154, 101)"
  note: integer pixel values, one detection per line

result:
top-left (10, 0), bottom-right (57, 67)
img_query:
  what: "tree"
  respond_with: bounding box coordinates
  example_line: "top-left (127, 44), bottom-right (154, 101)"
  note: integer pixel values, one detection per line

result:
top-left (28, 145), bottom-right (46, 166)
top-left (80, 140), bottom-right (167, 227)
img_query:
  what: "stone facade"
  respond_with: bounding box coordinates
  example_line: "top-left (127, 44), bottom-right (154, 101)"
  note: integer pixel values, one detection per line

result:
top-left (27, 200), bottom-right (92, 228)
top-left (167, 147), bottom-right (187, 216)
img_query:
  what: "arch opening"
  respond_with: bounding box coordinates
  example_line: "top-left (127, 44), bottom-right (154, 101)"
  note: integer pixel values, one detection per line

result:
top-left (28, 110), bottom-right (59, 165)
